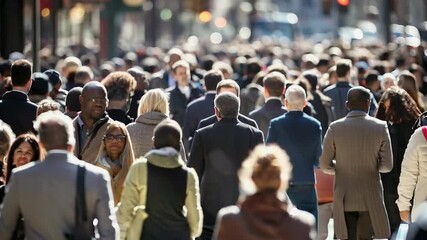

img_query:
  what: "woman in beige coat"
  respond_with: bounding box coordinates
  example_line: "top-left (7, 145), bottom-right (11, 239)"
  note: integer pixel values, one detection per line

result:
top-left (397, 126), bottom-right (427, 222)
top-left (126, 89), bottom-right (186, 160)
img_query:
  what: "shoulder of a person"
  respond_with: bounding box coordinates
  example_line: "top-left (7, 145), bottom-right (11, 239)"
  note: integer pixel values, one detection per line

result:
top-left (288, 207), bottom-right (316, 227)
top-left (218, 205), bottom-right (241, 219)
top-left (12, 160), bottom-right (41, 176)
top-left (82, 161), bottom-right (110, 178)
top-left (186, 96), bottom-right (205, 109)
top-left (199, 115), bottom-right (215, 126)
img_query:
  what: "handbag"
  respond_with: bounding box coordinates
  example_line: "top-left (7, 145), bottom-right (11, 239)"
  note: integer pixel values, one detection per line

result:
top-left (125, 161), bottom-right (148, 240)
top-left (65, 164), bottom-right (95, 240)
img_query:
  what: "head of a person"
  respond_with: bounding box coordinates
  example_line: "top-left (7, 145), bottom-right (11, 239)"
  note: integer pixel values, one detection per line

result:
top-left (74, 66), bottom-right (94, 87)
top-left (153, 119), bottom-right (182, 151)
top-left (138, 88), bottom-right (169, 116)
top-left (62, 56), bottom-right (82, 77)
top-left (381, 73), bottom-right (396, 91)
top-left (204, 70), bottom-right (224, 91)
top-left (214, 92), bottom-right (240, 119)
top-left (335, 59), bottom-right (352, 79)
top-left (127, 67), bottom-right (149, 91)
top-left (346, 86), bottom-right (371, 112)
top-left (365, 70), bottom-right (380, 90)
top-left (0, 121), bottom-right (15, 160)
top-left (263, 72), bottom-right (286, 98)
top-left (284, 85), bottom-right (307, 110)
top-left (376, 86), bottom-right (421, 124)
top-left (11, 59), bottom-right (33, 90)
top-left (6, 133), bottom-right (41, 183)
top-left (398, 71), bottom-right (419, 105)
top-left (239, 144), bottom-right (292, 195)
top-left (65, 86), bottom-right (82, 113)
top-left (99, 121), bottom-right (133, 161)
top-left (245, 58), bottom-right (263, 78)
top-left (172, 60), bottom-right (190, 87)
top-left (34, 110), bottom-right (75, 153)
top-left (266, 63), bottom-right (288, 79)
top-left (216, 79), bottom-right (240, 96)
top-left (29, 72), bottom-right (52, 102)
top-left (302, 70), bottom-right (319, 92)
top-left (101, 71), bottom-right (136, 104)
top-left (37, 99), bottom-right (60, 116)
top-left (167, 48), bottom-right (184, 70)
top-left (43, 69), bottom-right (62, 92)
top-left (212, 61), bottom-right (234, 79)
top-left (79, 81), bottom-right (108, 121)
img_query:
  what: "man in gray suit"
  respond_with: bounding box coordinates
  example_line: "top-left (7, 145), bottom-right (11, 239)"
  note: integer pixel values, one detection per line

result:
top-left (320, 86), bottom-right (393, 240)
top-left (0, 111), bottom-right (118, 240)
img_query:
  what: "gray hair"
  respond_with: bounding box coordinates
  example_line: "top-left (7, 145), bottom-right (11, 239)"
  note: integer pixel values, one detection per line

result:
top-left (214, 92), bottom-right (240, 118)
top-left (34, 110), bottom-right (75, 150)
top-left (285, 85), bottom-right (306, 108)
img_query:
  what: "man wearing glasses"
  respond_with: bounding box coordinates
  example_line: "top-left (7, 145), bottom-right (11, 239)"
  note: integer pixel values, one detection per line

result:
top-left (73, 81), bottom-right (113, 164)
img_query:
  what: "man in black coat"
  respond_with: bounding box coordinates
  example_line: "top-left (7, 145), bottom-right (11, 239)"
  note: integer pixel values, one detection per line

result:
top-left (188, 92), bottom-right (264, 240)
top-left (249, 72), bottom-right (287, 139)
top-left (183, 70), bottom-right (223, 151)
top-left (0, 59), bottom-right (37, 135)
top-left (166, 60), bottom-right (203, 127)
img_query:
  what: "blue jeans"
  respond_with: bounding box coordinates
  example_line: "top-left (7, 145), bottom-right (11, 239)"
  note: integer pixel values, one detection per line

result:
top-left (287, 184), bottom-right (318, 230)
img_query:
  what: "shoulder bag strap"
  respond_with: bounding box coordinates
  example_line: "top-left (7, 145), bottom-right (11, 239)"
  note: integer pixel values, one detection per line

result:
top-left (422, 126), bottom-right (427, 141)
top-left (140, 162), bottom-right (148, 207)
top-left (76, 165), bottom-right (87, 221)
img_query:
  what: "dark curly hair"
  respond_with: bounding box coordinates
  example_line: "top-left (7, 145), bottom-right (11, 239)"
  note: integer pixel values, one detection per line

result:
top-left (375, 86), bottom-right (421, 124)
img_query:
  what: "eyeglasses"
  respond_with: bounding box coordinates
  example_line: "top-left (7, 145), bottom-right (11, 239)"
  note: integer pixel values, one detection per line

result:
top-left (84, 97), bottom-right (108, 104)
top-left (104, 134), bottom-right (126, 142)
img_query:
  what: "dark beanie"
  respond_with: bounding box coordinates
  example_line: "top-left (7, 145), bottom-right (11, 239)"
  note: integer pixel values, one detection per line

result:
top-left (43, 69), bottom-right (62, 86)
top-left (153, 119), bottom-right (182, 151)
top-left (30, 72), bottom-right (51, 95)
top-left (66, 87), bottom-right (82, 112)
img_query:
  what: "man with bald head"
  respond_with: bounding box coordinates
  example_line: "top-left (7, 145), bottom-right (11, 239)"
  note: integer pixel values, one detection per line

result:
top-left (266, 84), bottom-right (322, 228)
top-left (320, 86), bottom-right (393, 240)
top-left (73, 81), bottom-right (113, 163)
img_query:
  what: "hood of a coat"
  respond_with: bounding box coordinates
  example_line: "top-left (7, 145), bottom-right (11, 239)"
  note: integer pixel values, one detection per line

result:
top-left (135, 111), bottom-right (168, 125)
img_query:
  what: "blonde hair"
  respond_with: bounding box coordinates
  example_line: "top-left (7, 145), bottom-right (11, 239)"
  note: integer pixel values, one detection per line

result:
top-left (95, 121), bottom-right (135, 204)
top-left (239, 144), bottom-right (292, 195)
top-left (138, 89), bottom-right (170, 116)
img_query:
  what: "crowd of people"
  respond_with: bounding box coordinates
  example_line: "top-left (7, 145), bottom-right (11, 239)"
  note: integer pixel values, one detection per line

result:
top-left (0, 39), bottom-right (426, 239)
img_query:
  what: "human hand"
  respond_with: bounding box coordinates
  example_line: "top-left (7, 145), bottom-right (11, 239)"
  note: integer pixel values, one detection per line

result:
top-left (400, 210), bottom-right (410, 223)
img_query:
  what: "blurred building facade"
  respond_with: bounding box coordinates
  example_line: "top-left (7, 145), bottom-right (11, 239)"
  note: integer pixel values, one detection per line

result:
top-left (1, 0), bottom-right (427, 61)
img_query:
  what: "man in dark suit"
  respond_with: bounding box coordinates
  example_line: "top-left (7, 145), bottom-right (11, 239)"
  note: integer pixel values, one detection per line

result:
top-left (320, 86), bottom-right (393, 240)
top-left (188, 92), bottom-right (264, 240)
top-left (166, 60), bottom-right (204, 127)
top-left (183, 70), bottom-right (223, 150)
top-left (249, 72), bottom-right (287, 138)
top-left (197, 79), bottom-right (258, 129)
top-left (0, 59), bottom-right (37, 135)
top-left (0, 111), bottom-right (118, 239)
top-left (266, 84), bottom-right (322, 228)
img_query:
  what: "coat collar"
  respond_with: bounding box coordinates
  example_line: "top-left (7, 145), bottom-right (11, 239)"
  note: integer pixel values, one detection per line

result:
top-left (346, 110), bottom-right (367, 118)
top-left (1, 90), bottom-right (29, 101)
